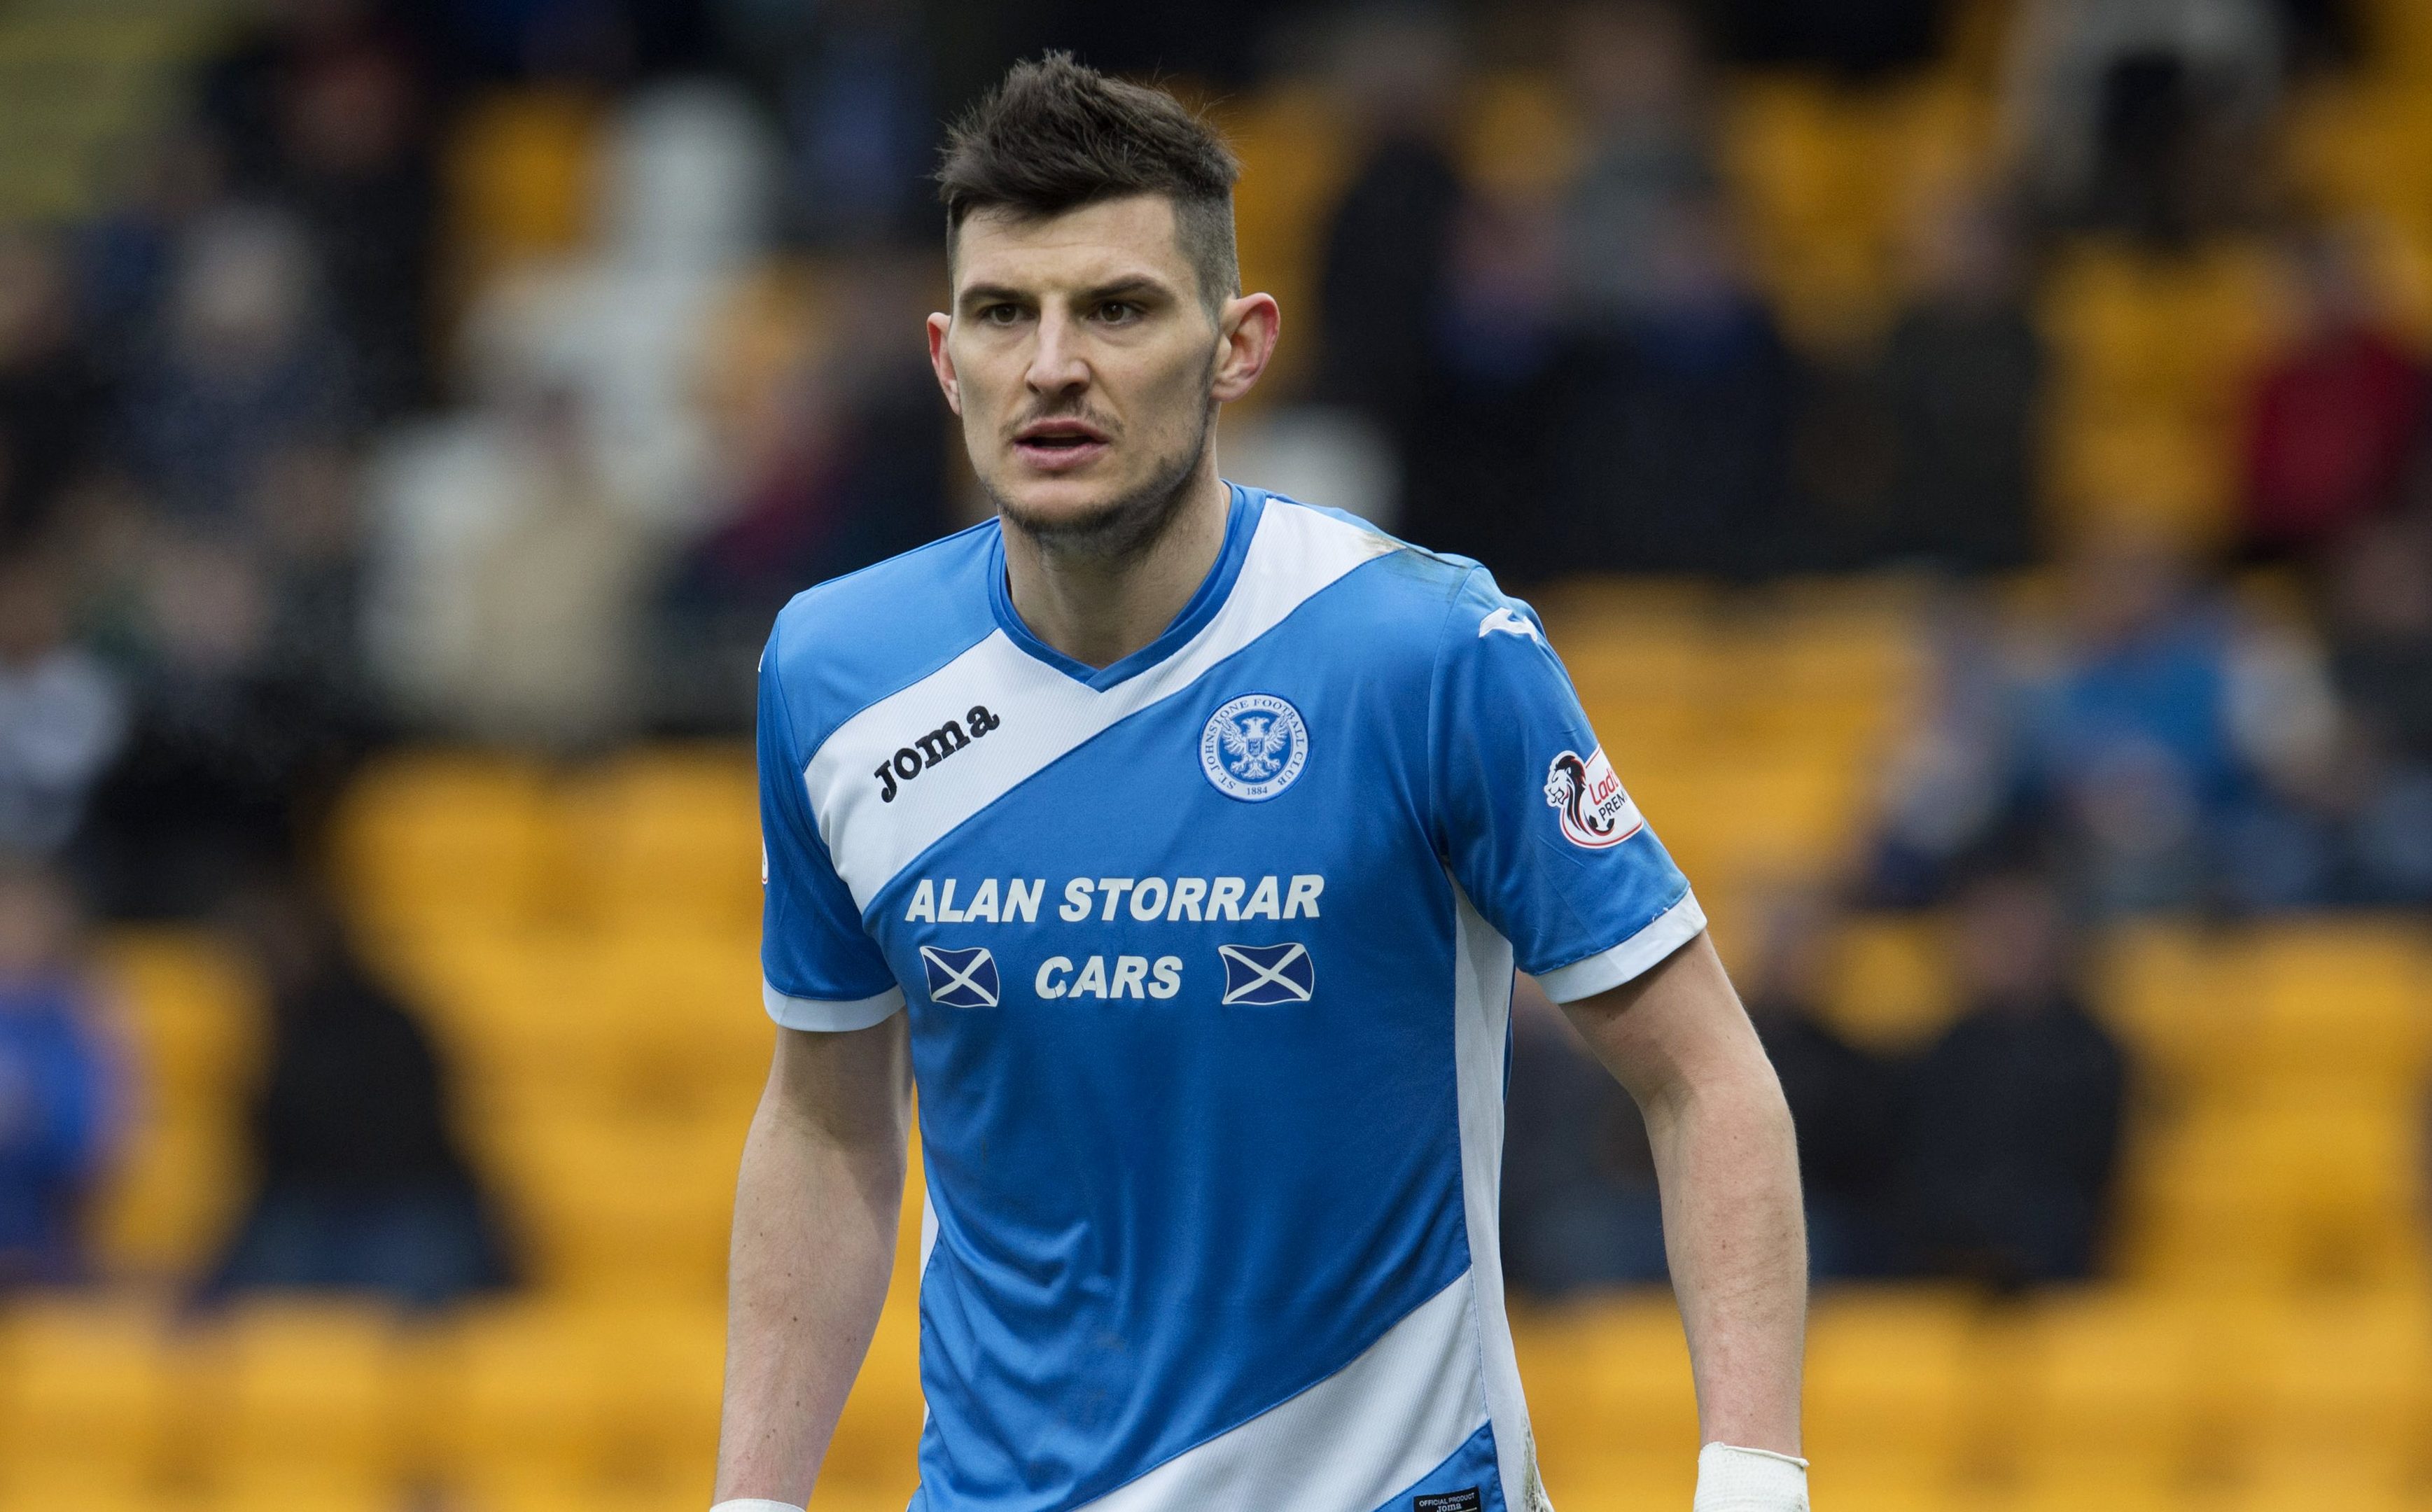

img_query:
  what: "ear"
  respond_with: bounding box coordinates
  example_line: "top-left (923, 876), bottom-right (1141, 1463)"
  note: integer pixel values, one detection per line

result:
top-left (1209, 292), bottom-right (1280, 405)
top-left (926, 311), bottom-right (961, 415)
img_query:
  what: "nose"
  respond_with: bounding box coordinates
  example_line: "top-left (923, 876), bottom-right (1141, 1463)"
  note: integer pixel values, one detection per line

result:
top-left (1024, 304), bottom-right (1091, 398)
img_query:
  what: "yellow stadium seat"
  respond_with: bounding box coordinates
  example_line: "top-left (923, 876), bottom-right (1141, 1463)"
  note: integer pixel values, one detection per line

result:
top-left (2122, 1099), bottom-right (2425, 1289)
top-left (83, 1103), bottom-right (250, 1282)
top-left (442, 87), bottom-right (604, 286)
top-left (1990, 1462), bottom-right (2183, 1512)
top-left (92, 928), bottom-right (261, 1108)
top-left (2214, 1295), bottom-right (2431, 1464)
top-left (1805, 1456), bottom-right (1966, 1512)
top-left (2236, 922), bottom-right (2431, 1096)
top-left (1215, 80), bottom-right (1353, 396)
top-left (2212, 1456), bottom-right (2416, 1512)
top-left (1822, 914), bottom-right (1959, 1051)
top-left (429, 1301), bottom-right (627, 1488)
top-left (0, 1294), bottom-right (190, 1490)
top-left (2010, 1293), bottom-right (2215, 1478)
top-left (1533, 1444), bottom-right (1697, 1512)
top-left (404, 928), bottom-right (770, 1127)
top-left (429, 1303), bottom-right (723, 1503)
top-left (195, 1468), bottom-right (403, 1512)
top-left (481, 1112), bottom-right (743, 1298)
top-left (561, 747), bottom-right (760, 939)
top-left (1803, 1289), bottom-right (1990, 1469)
top-left (2039, 241), bottom-right (2291, 413)
top-left (191, 1298), bottom-right (407, 1486)
top-left (1514, 1291), bottom-right (1700, 1464)
top-left (330, 751), bottom-right (562, 938)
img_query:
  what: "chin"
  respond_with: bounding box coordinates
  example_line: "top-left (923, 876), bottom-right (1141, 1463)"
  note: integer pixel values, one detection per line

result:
top-left (991, 472), bottom-right (1134, 535)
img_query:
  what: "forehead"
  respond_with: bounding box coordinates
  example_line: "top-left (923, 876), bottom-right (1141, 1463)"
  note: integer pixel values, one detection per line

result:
top-left (951, 193), bottom-right (1192, 295)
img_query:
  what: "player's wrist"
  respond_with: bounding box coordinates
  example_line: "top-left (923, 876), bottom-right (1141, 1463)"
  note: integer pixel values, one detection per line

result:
top-left (711, 1499), bottom-right (804, 1512)
top-left (1691, 1442), bottom-right (1809, 1511)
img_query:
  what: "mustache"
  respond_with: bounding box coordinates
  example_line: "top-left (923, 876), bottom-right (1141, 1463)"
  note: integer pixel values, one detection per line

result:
top-left (1002, 405), bottom-right (1117, 440)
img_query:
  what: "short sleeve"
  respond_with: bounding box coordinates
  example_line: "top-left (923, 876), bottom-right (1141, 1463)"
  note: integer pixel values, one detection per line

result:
top-left (758, 629), bottom-right (904, 1030)
top-left (1429, 570), bottom-right (1705, 1002)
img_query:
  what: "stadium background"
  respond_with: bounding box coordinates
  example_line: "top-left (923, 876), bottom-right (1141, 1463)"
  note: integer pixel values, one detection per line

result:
top-left (0, 0), bottom-right (2428, 1507)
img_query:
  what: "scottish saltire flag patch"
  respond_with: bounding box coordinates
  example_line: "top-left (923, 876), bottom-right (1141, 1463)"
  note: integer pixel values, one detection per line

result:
top-left (919, 944), bottom-right (1000, 1007)
top-left (1217, 941), bottom-right (1315, 1004)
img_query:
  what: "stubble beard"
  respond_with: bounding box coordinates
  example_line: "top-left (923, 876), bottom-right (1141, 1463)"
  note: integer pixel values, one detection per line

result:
top-left (987, 400), bottom-right (1217, 566)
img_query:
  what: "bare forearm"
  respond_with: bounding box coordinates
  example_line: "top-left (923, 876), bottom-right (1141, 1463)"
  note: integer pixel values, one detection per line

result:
top-left (716, 1027), bottom-right (909, 1504)
top-left (1642, 1065), bottom-right (1806, 1455)
top-left (1559, 935), bottom-right (1808, 1458)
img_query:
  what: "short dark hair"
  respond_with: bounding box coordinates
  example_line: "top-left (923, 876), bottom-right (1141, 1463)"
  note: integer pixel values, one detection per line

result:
top-left (937, 52), bottom-right (1241, 309)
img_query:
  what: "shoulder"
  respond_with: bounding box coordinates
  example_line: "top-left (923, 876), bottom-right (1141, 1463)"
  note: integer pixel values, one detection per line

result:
top-left (1250, 493), bottom-right (1558, 699)
top-left (1252, 491), bottom-right (1514, 634)
top-left (762, 520), bottom-right (1002, 760)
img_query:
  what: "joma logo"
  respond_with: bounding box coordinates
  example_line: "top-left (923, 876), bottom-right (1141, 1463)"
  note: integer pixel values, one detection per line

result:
top-left (874, 704), bottom-right (1000, 802)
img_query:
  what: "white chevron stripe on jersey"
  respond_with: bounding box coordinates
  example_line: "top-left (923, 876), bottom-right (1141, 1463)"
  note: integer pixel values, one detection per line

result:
top-left (1449, 883), bottom-right (1549, 1512)
top-left (1075, 1269), bottom-right (1487, 1512)
top-left (802, 501), bottom-right (1399, 911)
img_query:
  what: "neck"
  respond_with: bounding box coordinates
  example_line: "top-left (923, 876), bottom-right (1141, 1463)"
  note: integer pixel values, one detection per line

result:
top-left (1000, 454), bottom-right (1231, 670)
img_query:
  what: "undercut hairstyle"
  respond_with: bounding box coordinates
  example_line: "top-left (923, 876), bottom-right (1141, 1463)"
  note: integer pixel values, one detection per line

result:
top-left (937, 52), bottom-right (1242, 311)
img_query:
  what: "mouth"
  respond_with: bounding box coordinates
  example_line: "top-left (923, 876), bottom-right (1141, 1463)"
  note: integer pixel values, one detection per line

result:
top-left (1011, 418), bottom-right (1111, 473)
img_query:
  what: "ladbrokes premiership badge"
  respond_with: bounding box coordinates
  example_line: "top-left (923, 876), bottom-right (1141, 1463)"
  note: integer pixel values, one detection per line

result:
top-left (1544, 746), bottom-right (1644, 848)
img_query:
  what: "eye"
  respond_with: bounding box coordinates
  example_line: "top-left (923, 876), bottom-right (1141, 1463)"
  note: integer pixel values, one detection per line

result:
top-left (1095, 300), bottom-right (1142, 325)
top-left (977, 303), bottom-right (1026, 326)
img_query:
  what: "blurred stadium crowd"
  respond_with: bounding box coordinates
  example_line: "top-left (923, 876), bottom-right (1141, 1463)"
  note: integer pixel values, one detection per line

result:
top-left (0, 0), bottom-right (2430, 1508)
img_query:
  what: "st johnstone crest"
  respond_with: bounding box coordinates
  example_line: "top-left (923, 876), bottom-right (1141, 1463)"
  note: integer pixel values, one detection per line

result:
top-left (1199, 693), bottom-right (1309, 802)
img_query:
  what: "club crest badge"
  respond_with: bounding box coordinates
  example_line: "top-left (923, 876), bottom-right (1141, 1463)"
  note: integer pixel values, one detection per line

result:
top-left (1200, 693), bottom-right (1309, 802)
top-left (1544, 746), bottom-right (1644, 849)
top-left (918, 945), bottom-right (999, 1008)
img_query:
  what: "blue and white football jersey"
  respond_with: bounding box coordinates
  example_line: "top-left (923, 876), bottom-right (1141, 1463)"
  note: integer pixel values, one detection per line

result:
top-left (757, 485), bottom-right (1704, 1512)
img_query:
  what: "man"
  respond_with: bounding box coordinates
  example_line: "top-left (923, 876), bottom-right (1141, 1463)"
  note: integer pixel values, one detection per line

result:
top-left (717, 54), bottom-right (1807, 1512)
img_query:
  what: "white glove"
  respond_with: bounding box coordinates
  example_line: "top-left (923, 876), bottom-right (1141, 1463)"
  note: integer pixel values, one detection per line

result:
top-left (1691, 1442), bottom-right (1810, 1511)
top-left (711, 1502), bottom-right (804, 1512)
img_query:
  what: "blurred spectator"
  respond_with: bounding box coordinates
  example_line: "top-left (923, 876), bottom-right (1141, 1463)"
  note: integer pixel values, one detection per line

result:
top-left (2326, 514), bottom-right (2432, 764)
top-left (2316, 517), bottom-right (2432, 901)
top-left (0, 556), bottom-right (127, 860)
top-left (249, 442), bottom-right (372, 705)
top-left (1714, 0), bottom-right (1949, 76)
top-left (1869, 194), bottom-right (2045, 571)
top-left (1740, 897), bottom-right (1908, 1278)
top-left (656, 255), bottom-right (951, 730)
top-left (78, 538), bottom-right (363, 918)
top-left (1868, 533), bottom-right (2345, 911)
top-left (122, 208), bottom-right (354, 524)
top-left (270, 23), bottom-right (440, 417)
top-left (364, 382), bottom-right (657, 749)
top-left (195, 0), bottom-right (440, 414)
top-left (1546, 4), bottom-right (1805, 578)
top-left (0, 859), bottom-right (120, 1287)
top-left (1904, 868), bottom-right (2126, 1285)
top-left (2020, 530), bottom-right (2339, 913)
top-left (1551, 193), bottom-right (1799, 575)
top-left (2239, 226), bottom-right (2426, 559)
top-left (1868, 597), bottom-right (2031, 906)
top-left (2005, 0), bottom-right (2284, 243)
top-left (1502, 976), bottom-right (1668, 1294)
top-left (718, 0), bottom-right (934, 246)
top-left (1559, 1), bottom-right (1719, 330)
top-left (0, 231), bottom-right (113, 557)
top-left (204, 875), bottom-right (509, 1308)
top-left (1311, 7), bottom-right (1464, 449)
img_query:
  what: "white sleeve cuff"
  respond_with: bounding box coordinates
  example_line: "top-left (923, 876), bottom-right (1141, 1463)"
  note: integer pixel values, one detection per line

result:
top-left (762, 979), bottom-right (904, 1031)
top-left (1692, 1442), bottom-right (1809, 1511)
top-left (1532, 890), bottom-right (1707, 1003)
top-left (711, 1501), bottom-right (804, 1512)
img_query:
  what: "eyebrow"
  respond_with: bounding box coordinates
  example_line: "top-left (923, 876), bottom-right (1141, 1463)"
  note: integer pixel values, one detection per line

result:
top-left (956, 274), bottom-right (1178, 314)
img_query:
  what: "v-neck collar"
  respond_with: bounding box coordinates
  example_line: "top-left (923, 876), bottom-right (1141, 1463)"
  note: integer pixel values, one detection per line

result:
top-left (986, 482), bottom-right (1264, 692)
